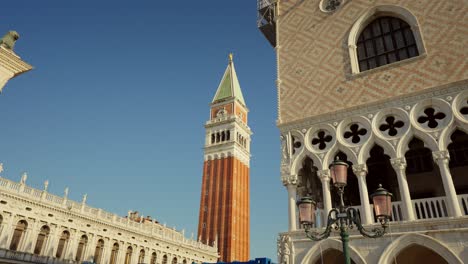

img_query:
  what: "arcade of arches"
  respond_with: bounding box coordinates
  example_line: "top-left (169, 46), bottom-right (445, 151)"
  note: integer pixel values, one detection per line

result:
top-left (295, 129), bottom-right (468, 225)
top-left (0, 218), bottom-right (195, 264)
top-left (309, 243), bottom-right (450, 264)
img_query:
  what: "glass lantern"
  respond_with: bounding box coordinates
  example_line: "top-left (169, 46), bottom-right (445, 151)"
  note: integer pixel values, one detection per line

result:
top-left (330, 158), bottom-right (349, 187)
top-left (371, 184), bottom-right (393, 220)
top-left (296, 196), bottom-right (316, 227)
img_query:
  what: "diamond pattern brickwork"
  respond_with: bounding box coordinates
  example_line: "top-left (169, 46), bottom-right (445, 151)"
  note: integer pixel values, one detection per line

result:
top-left (277, 0), bottom-right (468, 124)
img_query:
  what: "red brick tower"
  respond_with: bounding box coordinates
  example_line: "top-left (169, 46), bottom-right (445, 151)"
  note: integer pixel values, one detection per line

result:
top-left (198, 54), bottom-right (251, 262)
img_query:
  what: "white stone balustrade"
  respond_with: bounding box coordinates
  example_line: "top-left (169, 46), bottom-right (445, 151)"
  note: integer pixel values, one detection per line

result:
top-left (0, 176), bottom-right (217, 255)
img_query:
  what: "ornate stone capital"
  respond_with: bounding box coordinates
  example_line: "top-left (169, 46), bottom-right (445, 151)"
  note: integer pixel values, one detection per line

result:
top-left (317, 169), bottom-right (331, 182)
top-left (390, 157), bottom-right (407, 171)
top-left (281, 174), bottom-right (298, 186)
top-left (352, 164), bottom-right (368, 177)
top-left (432, 150), bottom-right (450, 164)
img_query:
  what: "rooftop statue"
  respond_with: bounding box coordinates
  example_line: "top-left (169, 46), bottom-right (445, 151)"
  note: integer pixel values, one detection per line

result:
top-left (0, 31), bottom-right (20, 50)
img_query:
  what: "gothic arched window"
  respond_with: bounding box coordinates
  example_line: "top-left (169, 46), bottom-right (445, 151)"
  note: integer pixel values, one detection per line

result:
top-left (357, 16), bottom-right (419, 71)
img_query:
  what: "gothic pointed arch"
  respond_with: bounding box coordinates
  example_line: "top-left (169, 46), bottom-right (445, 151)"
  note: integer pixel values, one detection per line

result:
top-left (290, 151), bottom-right (322, 176)
top-left (297, 157), bottom-right (323, 210)
top-left (378, 233), bottom-right (463, 264)
top-left (447, 129), bottom-right (468, 210)
top-left (366, 144), bottom-right (401, 201)
top-left (331, 152), bottom-right (360, 208)
top-left (323, 145), bottom-right (358, 170)
top-left (301, 239), bottom-right (365, 264)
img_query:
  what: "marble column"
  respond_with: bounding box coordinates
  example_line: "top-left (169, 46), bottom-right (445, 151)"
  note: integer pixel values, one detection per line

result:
top-left (433, 150), bottom-right (462, 217)
top-left (45, 226), bottom-right (60, 257)
top-left (3, 215), bottom-right (17, 250)
top-left (101, 238), bottom-right (112, 264)
top-left (116, 242), bottom-right (126, 264)
top-left (390, 157), bottom-right (415, 221)
top-left (24, 220), bottom-right (40, 253)
top-left (317, 169), bottom-right (332, 219)
top-left (353, 164), bottom-right (373, 225)
top-left (282, 174), bottom-right (298, 231)
top-left (85, 233), bottom-right (97, 262)
top-left (65, 230), bottom-right (79, 261)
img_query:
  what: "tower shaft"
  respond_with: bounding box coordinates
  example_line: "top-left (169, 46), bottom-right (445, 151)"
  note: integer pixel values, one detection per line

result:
top-left (197, 56), bottom-right (251, 262)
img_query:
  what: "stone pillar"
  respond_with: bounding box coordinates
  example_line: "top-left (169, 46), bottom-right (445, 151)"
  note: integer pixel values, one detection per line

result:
top-left (45, 225), bottom-right (60, 257)
top-left (318, 169), bottom-right (332, 218)
top-left (155, 251), bottom-right (163, 264)
top-left (390, 157), bottom-right (415, 221)
top-left (433, 150), bottom-right (462, 217)
top-left (24, 220), bottom-right (40, 253)
top-left (101, 238), bottom-right (112, 264)
top-left (65, 230), bottom-right (79, 261)
top-left (132, 245), bottom-right (139, 264)
top-left (116, 242), bottom-right (126, 264)
top-left (1, 214), bottom-right (15, 249)
top-left (282, 174), bottom-right (298, 231)
top-left (352, 164), bottom-right (373, 225)
top-left (85, 233), bottom-right (97, 262)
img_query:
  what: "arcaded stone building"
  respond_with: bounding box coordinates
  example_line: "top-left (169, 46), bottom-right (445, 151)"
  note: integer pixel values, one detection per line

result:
top-left (258, 0), bottom-right (467, 263)
top-left (198, 55), bottom-right (251, 262)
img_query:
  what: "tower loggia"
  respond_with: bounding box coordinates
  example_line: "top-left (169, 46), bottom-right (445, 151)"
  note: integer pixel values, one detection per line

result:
top-left (197, 54), bottom-right (251, 262)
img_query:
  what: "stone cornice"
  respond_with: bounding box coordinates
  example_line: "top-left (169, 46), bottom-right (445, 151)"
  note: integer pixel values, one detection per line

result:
top-left (0, 46), bottom-right (33, 76)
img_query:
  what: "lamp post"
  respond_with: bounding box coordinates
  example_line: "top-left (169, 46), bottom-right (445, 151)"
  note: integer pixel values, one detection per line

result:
top-left (297, 159), bottom-right (393, 264)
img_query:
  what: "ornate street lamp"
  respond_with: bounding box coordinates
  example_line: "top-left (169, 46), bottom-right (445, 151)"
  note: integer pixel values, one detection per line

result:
top-left (297, 158), bottom-right (393, 264)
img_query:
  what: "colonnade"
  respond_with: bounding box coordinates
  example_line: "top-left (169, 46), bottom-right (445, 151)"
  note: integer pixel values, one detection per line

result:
top-left (0, 215), bottom-right (195, 264)
top-left (283, 149), bottom-right (464, 231)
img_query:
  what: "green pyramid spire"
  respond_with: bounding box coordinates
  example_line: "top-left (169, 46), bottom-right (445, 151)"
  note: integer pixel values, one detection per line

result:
top-left (212, 54), bottom-right (246, 106)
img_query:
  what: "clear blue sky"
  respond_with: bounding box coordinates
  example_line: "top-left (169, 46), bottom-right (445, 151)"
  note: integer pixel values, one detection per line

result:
top-left (0, 0), bottom-right (286, 261)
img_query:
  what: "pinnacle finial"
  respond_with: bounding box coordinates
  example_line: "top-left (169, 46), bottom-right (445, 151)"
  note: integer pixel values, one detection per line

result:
top-left (228, 53), bottom-right (233, 63)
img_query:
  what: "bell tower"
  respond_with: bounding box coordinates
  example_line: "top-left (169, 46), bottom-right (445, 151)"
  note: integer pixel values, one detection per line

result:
top-left (197, 54), bottom-right (251, 262)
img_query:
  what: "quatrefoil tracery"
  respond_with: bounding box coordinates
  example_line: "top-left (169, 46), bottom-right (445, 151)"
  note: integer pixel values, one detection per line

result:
top-left (312, 131), bottom-right (333, 150)
top-left (379, 116), bottom-right (405, 137)
top-left (344, 124), bottom-right (368, 144)
top-left (292, 136), bottom-right (302, 155)
top-left (417, 107), bottom-right (446, 129)
top-left (460, 100), bottom-right (468, 115)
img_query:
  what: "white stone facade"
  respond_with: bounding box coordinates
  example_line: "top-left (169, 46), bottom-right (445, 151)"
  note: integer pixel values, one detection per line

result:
top-left (0, 173), bottom-right (218, 264)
